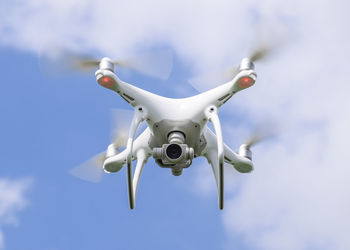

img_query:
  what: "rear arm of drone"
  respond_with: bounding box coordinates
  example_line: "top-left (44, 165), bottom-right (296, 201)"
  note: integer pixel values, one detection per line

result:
top-left (202, 127), bottom-right (253, 172)
top-left (190, 59), bottom-right (257, 114)
top-left (224, 144), bottom-right (253, 173)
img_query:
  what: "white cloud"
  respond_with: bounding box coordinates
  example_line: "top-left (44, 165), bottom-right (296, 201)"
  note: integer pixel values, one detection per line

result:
top-left (219, 2), bottom-right (350, 249)
top-left (0, 0), bottom-right (349, 249)
top-left (0, 178), bottom-right (32, 250)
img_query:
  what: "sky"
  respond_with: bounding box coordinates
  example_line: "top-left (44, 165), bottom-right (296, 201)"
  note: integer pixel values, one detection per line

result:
top-left (0, 0), bottom-right (350, 250)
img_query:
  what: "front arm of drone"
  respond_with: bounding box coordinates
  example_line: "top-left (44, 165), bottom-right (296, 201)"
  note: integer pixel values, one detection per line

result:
top-left (201, 126), bottom-right (253, 171)
top-left (199, 59), bottom-right (257, 110)
top-left (94, 58), bottom-right (163, 110)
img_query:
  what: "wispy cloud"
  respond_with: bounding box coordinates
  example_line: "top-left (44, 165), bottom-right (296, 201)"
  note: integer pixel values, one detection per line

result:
top-left (0, 0), bottom-right (349, 249)
top-left (0, 178), bottom-right (32, 249)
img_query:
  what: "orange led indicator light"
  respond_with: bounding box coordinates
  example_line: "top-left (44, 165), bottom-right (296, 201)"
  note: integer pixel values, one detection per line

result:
top-left (238, 77), bottom-right (255, 88)
top-left (98, 76), bottom-right (115, 88)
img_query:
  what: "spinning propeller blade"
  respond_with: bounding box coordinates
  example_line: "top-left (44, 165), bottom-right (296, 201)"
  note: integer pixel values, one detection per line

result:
top-left (68, 152), bottom-right (106, 183)
top-left (188, 39), bottom-right (278, 92)
top-left (68, 109), bottom-right (134, 182)
top-left (244, 133), bottom-right (271, 148)
top-left (39, 48), bottom-right (173, 80)
top-left (238, 125), bottom-right (275, 161)
top-left (113, 49), bottom-right (173, 80)
top-left (243, 126), bottom-right (275, 149)
top-left (248, 42), bottom-right (273, 63)
top-left (188, 66), bottom-right (239, 92)
top-left (110, 108), bottom-right (135, 148)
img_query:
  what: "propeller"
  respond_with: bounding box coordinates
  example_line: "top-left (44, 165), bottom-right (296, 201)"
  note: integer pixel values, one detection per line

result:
top-left (248, 42), bottom-right (273, 63)
top-left (188, 67), bottom-right (239, 92)
top-left (68, 108), bottom-right (134, 183)
top-left (188, 40), bottom-right (277, 93)
top-left (243, 129), bottom-right (274, 149)
top-left (39, 48), bottom-right (173, 80)
top-left (68, 152), bottom-right (107, 183)
top-left (238, 126), bottom-right (275, 161)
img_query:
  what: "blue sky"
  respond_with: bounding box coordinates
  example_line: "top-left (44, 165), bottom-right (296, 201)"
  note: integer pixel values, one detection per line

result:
top-left (0, 1), bottom-right (350, 250)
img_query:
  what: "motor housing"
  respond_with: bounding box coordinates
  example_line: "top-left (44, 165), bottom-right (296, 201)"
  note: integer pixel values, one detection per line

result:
top-left (238, 144), bottom-right (252, 160)
top-left (104, 144), bottom-right (124, 173)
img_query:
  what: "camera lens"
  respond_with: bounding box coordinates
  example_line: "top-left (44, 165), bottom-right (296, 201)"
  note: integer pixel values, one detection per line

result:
top-left (166, 144), bottom-right (182, 159)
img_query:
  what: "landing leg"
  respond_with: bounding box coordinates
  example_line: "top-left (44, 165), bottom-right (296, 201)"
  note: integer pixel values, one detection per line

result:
top-left (206, 106), bottom-right (224, 209)
top-left (125, 107), bottom-right (145, 209)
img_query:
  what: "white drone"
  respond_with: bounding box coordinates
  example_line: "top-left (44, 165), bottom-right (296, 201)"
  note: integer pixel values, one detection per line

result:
top-left (64, 47), bottom-right (271, 210)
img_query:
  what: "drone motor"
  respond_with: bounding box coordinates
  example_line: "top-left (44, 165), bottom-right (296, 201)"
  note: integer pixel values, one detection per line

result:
top-left (104, 144), bottom-right (124, 173)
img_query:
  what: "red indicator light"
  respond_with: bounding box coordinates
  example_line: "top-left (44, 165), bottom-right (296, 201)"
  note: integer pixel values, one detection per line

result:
top-left (238, 76), bottom-right (255, 88)
top-left (98, 76), bottom-right (115, 88)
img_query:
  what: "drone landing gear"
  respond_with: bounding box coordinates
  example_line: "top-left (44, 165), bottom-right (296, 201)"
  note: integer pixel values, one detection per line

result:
top-left (131, 150), bottom-right (147, 201)
top-left (205, 106), bottom-right (224, 210)
top-left (125, 107), bottom-right (146, 209)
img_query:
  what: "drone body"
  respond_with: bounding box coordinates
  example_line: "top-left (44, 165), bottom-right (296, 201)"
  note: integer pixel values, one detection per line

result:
top-left (87, 57), bottom-right (257, 210)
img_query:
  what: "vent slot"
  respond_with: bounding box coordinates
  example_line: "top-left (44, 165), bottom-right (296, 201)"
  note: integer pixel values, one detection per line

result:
top-left (218, 93), bottom-right (230, 101)
top-left (120, 95), bottom-right (130, 103)
top-left (122, 93), bottom-right (135, 102)
top-left (218, 93), bottom-right (230, 102)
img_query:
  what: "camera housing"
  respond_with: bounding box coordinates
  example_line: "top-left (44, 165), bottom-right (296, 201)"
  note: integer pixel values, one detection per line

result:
top-left (153, 143), bottom-right (194, 165)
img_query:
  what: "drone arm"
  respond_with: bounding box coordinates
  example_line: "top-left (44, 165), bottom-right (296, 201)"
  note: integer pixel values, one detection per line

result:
top-left (95, 69), bottom-right (164, 109)
top-left (205, 107), bottom-right (224, 210)
top-left (192, 69), bottom-right (257, 113)
top-left (201, 124), bottom-right (253, 171)
top-left (103, 128), bottom-right (152, 173)
top-left (224, 144), bottom-right (253, 173)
